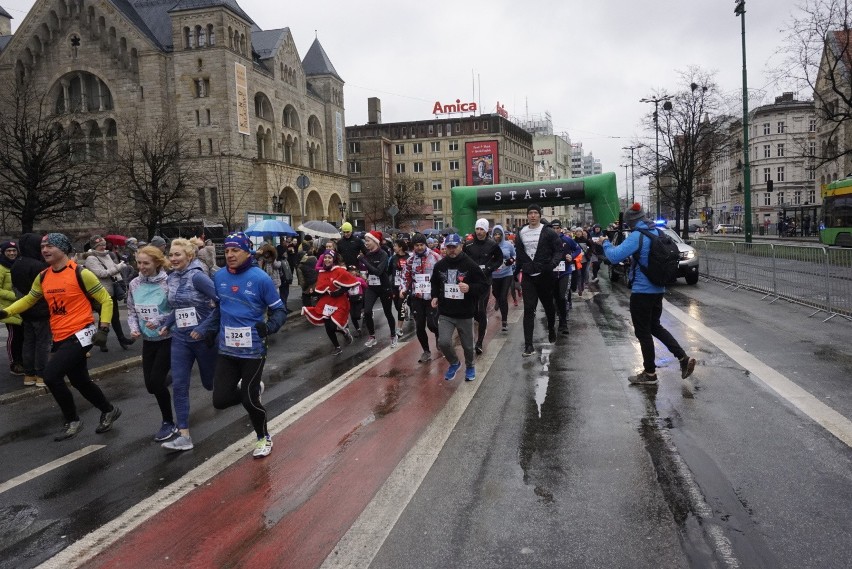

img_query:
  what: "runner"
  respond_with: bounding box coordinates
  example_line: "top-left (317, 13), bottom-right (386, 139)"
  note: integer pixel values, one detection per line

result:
top-left (347, 265), bottom-right (367, 337)
top-left (0, 233), bottom-right (121, 441)
top-left (549, 219), bottom-right (581, 334)
top-left (126, 245), bottom-right (176, 442)
top-left (358, 231), bottom-right (397, 348)
top-left (390, 239), bottom-right (410, 338)
top-left (489, 225), bottom-right (516, 333)
top-left (200, 232), bottom-right (287, 458)
top-left (158, 238), bottom-right (218, 452)
top-left (462, 219), bottom-right (503, 355)
top-left (401, 233), bottom-right (441, 363)
top-left (430, 233), bottom-right (487, 381)
top-left (302, 251), bottom-right (357, 355)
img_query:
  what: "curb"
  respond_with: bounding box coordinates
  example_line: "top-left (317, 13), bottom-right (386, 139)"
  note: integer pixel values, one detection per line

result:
top-left (0, 355), bottom-right (143, 405)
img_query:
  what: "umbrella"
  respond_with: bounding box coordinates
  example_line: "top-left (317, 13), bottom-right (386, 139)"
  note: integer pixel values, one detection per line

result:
top-left (422, 228), bottom-right (441, 236)
top-left (383, 227), bottom-right (402, 235)
top-left (440, 226), bottom-right (459, 236)
top-left (105, 234), bottom-right (126, 246)
top-left (297, 220), bottom-right (341, 240)
top-left (245, 219), bottom-right (298, 237)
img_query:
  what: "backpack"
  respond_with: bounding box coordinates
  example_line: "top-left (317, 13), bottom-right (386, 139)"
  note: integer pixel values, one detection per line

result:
top-left (632, 228), bottom-right (680, 286)
top-left (299, 258), bottom-right (318, 287)
top-left (279, 259), bottom-right (293, 284)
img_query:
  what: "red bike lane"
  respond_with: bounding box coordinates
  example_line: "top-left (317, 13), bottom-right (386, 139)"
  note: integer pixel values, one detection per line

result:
top-left (82, 319), bottom-right (501, 569)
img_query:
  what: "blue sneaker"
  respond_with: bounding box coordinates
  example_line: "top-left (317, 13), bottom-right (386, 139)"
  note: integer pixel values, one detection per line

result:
top-left (153, 421), bottom-right (178, 442)
top-left (444, 362), bottom-right (461, 381)
top-left (465, 366), bottom-right (476, 382)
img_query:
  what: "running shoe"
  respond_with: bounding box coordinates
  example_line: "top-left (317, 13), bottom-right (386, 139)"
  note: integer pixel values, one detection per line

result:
top-left (343, 328), bottom-right (353, 345)
top-left (522, 345), bottom-right (535, 357)
top-left (501, 322), bottom-right (508, 332)
top-left (253, 436), bottom-right (273, 458)
top-left (418, 351), bottom-right (432, 363)
top-left (365, 336), bottom-right (378, 347)
top-left (332, 345), bottom-right (343, 356)
top-left (390, 336), bottom-right (398, 348)
top-left (153, 421), bottom-right (178, 442)
top-left (396, 329), bottom-right (404, 338)
top-left (95, 406), bottom-right (122, 433)
top-left (55, 419), bottom-right (83, 441)
top-left (10, 363), bottom-right (24, 376)
top-left (680, 356), bottom-right (697, 379)
top-left (34, 377), bottom-right (46, 388)
top-left (354, 327), bottom-right (362, 338)
top-left (548, 328), bottom-right (556, 343)
top-left (475, 342), bottom-right (483, 355)
top-left (465, 366), bottom-right (476, 382)
top-left (444, 362), bottom-right (461, 381)
top-left (162, 435), bottom-right (194, 451)
top-left (23, 375), bottom-right (36, 386)
top-left (628, 371), bottom-right (658, 385)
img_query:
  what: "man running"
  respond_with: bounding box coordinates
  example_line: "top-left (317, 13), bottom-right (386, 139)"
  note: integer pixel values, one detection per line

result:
top-left (0, 233), bottom-right (121, 440)
top-left (514, 204), bottom-right (563, 357)
top-left (199, 232), bottom-right (287, 458)
top-left (401, 233), bottom-right (441, 363)
top-left (430, 233), bottom-right (487, 381)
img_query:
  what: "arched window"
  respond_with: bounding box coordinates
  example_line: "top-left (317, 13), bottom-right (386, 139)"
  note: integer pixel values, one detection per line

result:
top-left (282, 105), bottom-right (300, 130)
top-left (54, 71), bottom-right (113, 113)
top-left (207, 24), bottom-right (215, 46)
top-left (308, 115), bottom-right (322, 138)
top-left (254, 93), bottom-right (273, 121)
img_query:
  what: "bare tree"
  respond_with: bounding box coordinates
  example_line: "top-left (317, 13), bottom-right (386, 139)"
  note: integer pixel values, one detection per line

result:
top-left (111, 116), bottom-right (198, 240)
top-left (778, 0), bottom-right (852, 166)
top-left (0, 78), bottom-right (105, 233)
top-left (211, 141), bottom-right (254, 232)
top-left (360, 175), bottom-right (427, 230)
top-left (640, 67), bottom-right (726, 237)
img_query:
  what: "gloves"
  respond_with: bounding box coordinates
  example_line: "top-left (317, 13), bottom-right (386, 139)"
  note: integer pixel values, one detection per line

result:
top-left (255, 321), bottom-right (269, 338)
top-left (505, 257), bottom-right (514, 266)
top-left (204, 330), bottom-right (217, 348)
top-left (92, 327), bottom-right (109, 347)
top-left (0, 309), bottom-right (8, 320)
top-left (329, 288), bottom-right (346, 298)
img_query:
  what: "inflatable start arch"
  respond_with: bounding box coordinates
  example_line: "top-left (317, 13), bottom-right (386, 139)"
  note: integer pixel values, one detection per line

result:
top-left (450, 172), bottom-right (619, 235)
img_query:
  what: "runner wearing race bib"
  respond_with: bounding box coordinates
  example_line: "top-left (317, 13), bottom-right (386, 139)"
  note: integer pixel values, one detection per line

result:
top-left (358, 231), bottom-right (397, 349)
top-left (400, 233), bottom-right (442, 364)
top-left (302, 251), bottom-right (359, 355)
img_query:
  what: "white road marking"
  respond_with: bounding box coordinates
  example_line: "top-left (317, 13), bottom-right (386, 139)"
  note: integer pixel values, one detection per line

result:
top-left (0, 445), bottom-right (105, 496)
top-left (38, 344), bottom-right (406, 569)
top-left (664, 299), bottom-right (852, 448)
top-left (320, 310), bottom-right (521, 569)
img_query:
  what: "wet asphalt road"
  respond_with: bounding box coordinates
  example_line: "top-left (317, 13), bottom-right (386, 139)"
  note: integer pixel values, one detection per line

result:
top-left (2, 277), bottom-right (852, 568)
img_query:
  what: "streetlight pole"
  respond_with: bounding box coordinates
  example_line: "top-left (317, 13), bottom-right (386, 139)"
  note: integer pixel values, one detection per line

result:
top-left (622, 145), bottom-right (640, 204)
top-left (735, 0), bottom-right (752, 243)
top-left (640, 95), bottom-right (672, 220)
top-left (621, 163), bottom-right (630, 206)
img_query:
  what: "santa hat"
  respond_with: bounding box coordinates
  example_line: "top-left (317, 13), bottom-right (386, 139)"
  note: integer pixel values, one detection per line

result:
top-left (365, 230), bottom-right (383, 246)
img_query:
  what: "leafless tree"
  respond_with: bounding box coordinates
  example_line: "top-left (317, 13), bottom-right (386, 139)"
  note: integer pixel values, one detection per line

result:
top-left (360, 175), bottom-right (427, 231)
top-left (111, 115), bottom-right (199, 240)
top-left (211, 141), bottom-right (254, 232)
top-left (0, 77), bottom-right (106, 233)
top-left (777, 0), bottom-right (852, 165)
top-left (639, 67), bottom-right (727, 237)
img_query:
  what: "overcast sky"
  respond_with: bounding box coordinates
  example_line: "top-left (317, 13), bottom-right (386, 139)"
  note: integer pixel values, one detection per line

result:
top-left (6, 0), bottom-right (808, 200)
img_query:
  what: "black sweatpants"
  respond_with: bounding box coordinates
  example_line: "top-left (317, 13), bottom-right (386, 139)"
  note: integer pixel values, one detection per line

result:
top-left (554, 276), bottom-right (571, 327)
top-left (142, 339), bottom-right (174, 424)
top-left (491, 276), bottom-right (512, 323)
top-left (212, 355), bottom-right (268, 439)
top-left (473, 282), bottom-right (492, 345)
top-left (521, 273), bottom-right (555, 347)
top-left (629, 292), bottom-right (686, 373)
top-left (364, 287), bottom-right (396, 337)
top-left (409, 297), bottom-right (437, 353)
top-left (44, 336), bottom-right (113, 423)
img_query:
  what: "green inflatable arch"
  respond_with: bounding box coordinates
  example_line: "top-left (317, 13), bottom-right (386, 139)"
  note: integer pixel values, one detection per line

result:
top-left (450, 172), bottom-right (620, 235)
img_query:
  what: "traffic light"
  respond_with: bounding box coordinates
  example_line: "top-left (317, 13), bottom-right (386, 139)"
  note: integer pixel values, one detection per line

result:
top-left (767, 179), bottom-right (774, 192)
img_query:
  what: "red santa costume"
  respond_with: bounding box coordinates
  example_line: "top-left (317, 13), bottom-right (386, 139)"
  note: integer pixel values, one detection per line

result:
top-left (301, 262), bottom-right (360, 330)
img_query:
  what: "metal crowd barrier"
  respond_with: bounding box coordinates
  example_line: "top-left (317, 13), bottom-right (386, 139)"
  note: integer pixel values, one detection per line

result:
top-left (693, 240), bottom-right (852, 322)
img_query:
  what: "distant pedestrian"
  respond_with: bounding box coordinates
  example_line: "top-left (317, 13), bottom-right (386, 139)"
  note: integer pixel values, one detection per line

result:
top-left (0, 240), bottom-right (24, 377)
top-left (430, 233), bottom-right (487, 381)
top-left (600, 203), bottom-right (696, 385)
top-left (10, 234), bottom-right (51, 388)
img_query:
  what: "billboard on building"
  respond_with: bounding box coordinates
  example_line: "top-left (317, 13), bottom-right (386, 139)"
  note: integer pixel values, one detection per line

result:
top-left (465, 141), bottom-right (499, 186)
top-left (235, 63), bottom-right (250, 135)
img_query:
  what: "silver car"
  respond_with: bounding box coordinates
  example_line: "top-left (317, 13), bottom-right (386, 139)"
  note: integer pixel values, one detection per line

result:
top-left (661, 228), bottom-right (699, 285)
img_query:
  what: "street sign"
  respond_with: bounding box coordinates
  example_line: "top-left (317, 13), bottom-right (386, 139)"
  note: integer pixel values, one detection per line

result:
top-left (387, 205), bottom-right (399, 217)
top-left (297, 174), bottom-right (310, 190)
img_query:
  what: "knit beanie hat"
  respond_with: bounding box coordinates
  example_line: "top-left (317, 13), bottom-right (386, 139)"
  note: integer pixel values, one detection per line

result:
top-left (624, 202), bottom-right (646, 225)
top-left (526, 203), bottom-right (542, 215)
top-left (475, 218), bottom-right (489, 231)
top-left (410, 233), bottom-right (427, 245)
top-left (224, 232), bottom-right (252, 253)
top-left (340, 222), bottom-right (353, 233)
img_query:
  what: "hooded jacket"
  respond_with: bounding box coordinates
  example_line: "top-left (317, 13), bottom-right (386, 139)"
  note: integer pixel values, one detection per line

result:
top-left (490, 225), bottom-right (516, 279)
top-left (83, 248), bottom-right (124, 296)
top-left (10, 233), bottom-right (49, 321)
top-left (127, 269), bottom-right (171, 341)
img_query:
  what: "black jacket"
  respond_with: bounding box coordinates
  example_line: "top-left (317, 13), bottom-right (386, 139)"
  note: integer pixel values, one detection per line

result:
top-left (514, 224), bottom-right (563, 275)
top-left (431, 251), bottom-right (487, 319)
top-left (10, 233), bottom-right (49, 320)
top-left (462, 237), bottom-right (503, 280)
top-left (359, 247), bottom-right (391, 290)
top-left (337, 235), bottom-right (365, 268)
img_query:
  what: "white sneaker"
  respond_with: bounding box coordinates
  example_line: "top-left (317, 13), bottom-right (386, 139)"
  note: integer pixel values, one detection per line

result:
top-left (396, 329), bottom-right (404, 338)
top-left (253, 436), bottom-right (272, 458)
top-left (391, 336), bottom-right (398, 348)
top-left (162, 435), bottom-right (194, 451)
top-left (365, 336), bottom-right (378, 347)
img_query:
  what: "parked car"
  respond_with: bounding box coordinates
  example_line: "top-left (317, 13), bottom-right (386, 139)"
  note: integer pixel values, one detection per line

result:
top-left (604, 226), bottom-right (699, 285)
top-left (714, 223), bottom-right (742, 234)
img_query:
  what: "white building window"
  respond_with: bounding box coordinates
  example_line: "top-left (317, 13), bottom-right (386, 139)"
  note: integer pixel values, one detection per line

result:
top-left (777, 192), bottom-right (785, 204)
top-left (763, 167), bottom-right (771, 182)
top-left (349, 141), bottom-right (360, 154)
top-left (764, 193), bottom-right (771, 205)
top-left (396, 163), bottom-right (405, 174)
top-left (449, 160), bottom-right (459, 171)
top-left (350, 199), bottom-right (361, 212)
top-left (777, 166), bottom-right (785, 181)
top-left (432, 180), bottom-right (442, 191)
top-left (762, 123), bottom-right (770, 135)
top-left (431, 161), bottom-right (441, 171)
top-left (349, 161), bottom-right (361, 174)
top-left (414, 162), bottom-right (424, 173)
top-left (413, 143), bottom-right (423, 154)
top-left (448, 140), bottom-right (459, 151)
top-left (395, 144), bottom-right (405, 155)
top-left (450, 179), bottom-right (460, 188)
top-left (763, 145), bottom-right (771, 158)
top-left (431, 141), bottom-right (440, 152)
top-left (809, 118), bottom-right (817, 132)
top-left (777, 143), bottom-right (784, 157)
top-left (350, 181), bottom-right (361, 193)
top-left (432, 199), bottom-right (443, 211)
top-left (777, 121), bottom-right (785, 134)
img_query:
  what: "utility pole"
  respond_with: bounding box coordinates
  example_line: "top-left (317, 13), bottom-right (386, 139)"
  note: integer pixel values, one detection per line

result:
top-left (622, 145), bottom-right (640, 204)
top-left (640, 95), bottom-right (673, 220)
top-left (735, 0), bottom-right (752, 243)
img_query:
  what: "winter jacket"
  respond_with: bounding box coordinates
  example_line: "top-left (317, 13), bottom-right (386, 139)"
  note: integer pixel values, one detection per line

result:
top-left (0, 263), bottom-right (22, 325)
top-left (463, 235), bottom-right (504, 281)
top-left (359, 247), bottom-right (391, 290)
top-left (555, 235), bottom-right (582, 279)
top-left (490, 225), bottom-right (516, 279)
top-left (10, 233), bottom-right (49, 321)
top-left (602, 220), bottom-right (665, 294)
top-left (257, 243), bottom-right (282, 287)
top-left (336, 235), bottom-right (365, 268)
top-left (515, 224), bottom-right (563, 275)
top-left (402, 247), bottom-right (442, 300)
top-left (162, 258), bottom-right (218, 341)
top-left (83, 249), bottom-right (124, 296)
top-left (430, 251), bottom-right (487, 319)
top-left (126, 269), bottom-right (171, 341)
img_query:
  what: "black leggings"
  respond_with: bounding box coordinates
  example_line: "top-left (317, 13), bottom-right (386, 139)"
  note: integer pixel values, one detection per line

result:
top-left (473, 282), bottom-right (492, 344)
top-left (521, 273), bottom-right (556, 346)
top-left (212, 355), bottom-right (268, 439)
top-left (349, 298), bottom-right (364, 330)
top-left (491, 276), bottom-right (512, 323)
top-left (630, 293), bottom-right (686, 373)
top-left (554, 276), bottom-right (571, 326)
top-left (142, 339), bottom-right (174, 424)
top-left (325, 319), bottom-right (341, 347)
top-left (393, 287), bottom-right (407, 322)
top-left (363, 287), bottom-right (396, 337)
top-left (44, 336), bottom-right (113, 422)
top-left (409, 297), bottom-right (437, 353)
